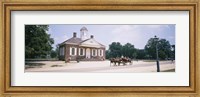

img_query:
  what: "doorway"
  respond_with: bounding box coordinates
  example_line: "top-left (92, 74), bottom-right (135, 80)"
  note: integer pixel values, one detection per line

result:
top-left (86, 48), bottom-right (90, 58)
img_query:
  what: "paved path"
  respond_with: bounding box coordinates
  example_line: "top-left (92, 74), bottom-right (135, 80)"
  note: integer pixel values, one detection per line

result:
top-left (25, 60), bottom-right (175, 72)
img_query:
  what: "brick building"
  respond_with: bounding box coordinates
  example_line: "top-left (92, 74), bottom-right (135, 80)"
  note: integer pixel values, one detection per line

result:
top-left (59, 27), bottom-right (106, 62)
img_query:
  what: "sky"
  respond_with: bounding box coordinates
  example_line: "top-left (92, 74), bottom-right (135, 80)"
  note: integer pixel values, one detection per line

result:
top-left (48, 24), bottom-right (175, 50)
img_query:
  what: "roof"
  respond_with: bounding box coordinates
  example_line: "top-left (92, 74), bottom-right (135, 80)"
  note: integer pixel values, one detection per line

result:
top-left (60, 37), bottom-right (105, 48)
top-left (60, 37), bottom-right (82, 45)
top-left (80, 38), bottom-right (106, 47)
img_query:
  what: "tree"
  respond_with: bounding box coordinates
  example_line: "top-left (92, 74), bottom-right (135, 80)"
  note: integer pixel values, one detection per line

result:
top-left (144, 37), bottom-right (157, 59)
top-left (144, 37), bottom-right (171, 60)
top-left (25, 25), bottom-right (54, 58)
top-left (105, 50), bottom-right (111, 59)
top-left (136, 49), bottom-right (147, 59)
top-left (50, 50), bottom-right (57, 58)
top-left (107, 42), bottom-right (137, 59)
top-left (158, 39), bottom-right (171, 59)
top-left (109, 42), bottom-right (123, 58)
top-left (121, 43), bottom-right (136, 58)
top-left (55, 44), bottom-right (60, 57)
top-left (171, 45), bottom-right (175, 59)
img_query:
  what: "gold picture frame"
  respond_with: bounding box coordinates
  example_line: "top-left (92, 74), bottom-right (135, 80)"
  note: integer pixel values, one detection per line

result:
top-left (0, 0), bottom-right (199, 97)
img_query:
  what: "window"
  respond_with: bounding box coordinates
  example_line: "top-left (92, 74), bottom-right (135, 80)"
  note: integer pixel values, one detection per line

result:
top-left (80, 49), bottom-right (83, 55)
top-left (70, 47), bottom-right (76, 56)
top-left (100, 49), bottom-right (102, 56)
top-left (98, 49), bottom-right (103, 56)
top-left (99, 49), bottom-right (103, 56)
top-left (92, 49), bottom-right (96, 56)
top-left (60, 47), bottom-right (64, 55)
top-left (79, 48), bottom-right (84, 56)
top-left (72, 48), bottom-right (75, 55)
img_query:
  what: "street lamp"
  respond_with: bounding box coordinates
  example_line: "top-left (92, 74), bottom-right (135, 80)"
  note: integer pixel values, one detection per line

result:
top-left (154, 35), bottom-right (160, 72)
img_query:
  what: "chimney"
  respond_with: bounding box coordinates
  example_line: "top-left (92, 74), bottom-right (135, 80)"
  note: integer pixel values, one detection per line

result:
top-left (73, 32), bottom-right (77, 37)
top-left (90, 35), bottom-right (94, 38)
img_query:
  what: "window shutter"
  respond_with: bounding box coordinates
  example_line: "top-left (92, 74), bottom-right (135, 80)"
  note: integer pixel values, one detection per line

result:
top-left (79, 48), bottom-right (81, 55)
top-left (69, 47), bottom-right (72, 55)
top-left (83, 48), bottom-right (85, 56)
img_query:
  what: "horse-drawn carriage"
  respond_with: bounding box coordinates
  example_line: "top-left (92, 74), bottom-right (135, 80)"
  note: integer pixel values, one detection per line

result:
top-left (110, 57), bottom-right (132, 66)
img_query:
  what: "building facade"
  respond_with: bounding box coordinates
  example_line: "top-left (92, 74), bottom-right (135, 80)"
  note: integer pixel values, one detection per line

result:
top-left (59, 27), bottom-right (106, 62)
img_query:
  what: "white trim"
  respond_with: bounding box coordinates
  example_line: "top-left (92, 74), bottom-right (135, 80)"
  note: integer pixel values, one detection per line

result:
top-left (80, 38), bottom-right (105, 48)
top-left (98, 49), bottom-right (102, 56)
top-left (70, 47), bottom-right (72, 55)
top-left (65, 43), bottom-right (79, 45)
top-left (80, 44), bottom-right (103, 48)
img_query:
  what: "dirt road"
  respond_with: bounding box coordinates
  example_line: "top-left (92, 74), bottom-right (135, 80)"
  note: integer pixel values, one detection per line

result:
top-left (25, 60), bottom-right (175, 72)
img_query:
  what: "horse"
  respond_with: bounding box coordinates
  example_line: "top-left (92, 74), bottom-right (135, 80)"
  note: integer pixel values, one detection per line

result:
top-left (110, 57), bottom-right (132, 66)
top-left (121, 57), bottom-right (132, 65)
top-left (110, 58), bottom-right (122, 66)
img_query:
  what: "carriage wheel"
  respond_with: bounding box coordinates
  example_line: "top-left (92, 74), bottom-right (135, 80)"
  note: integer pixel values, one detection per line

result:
top-left (118, 63), bottom-right (120, 66)
top-left (114, 63), bottom-right (117, 66)
top-left (130, 62), bottom-right (132, 65)
top-left (123, 62), bottom-right (126, 66)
